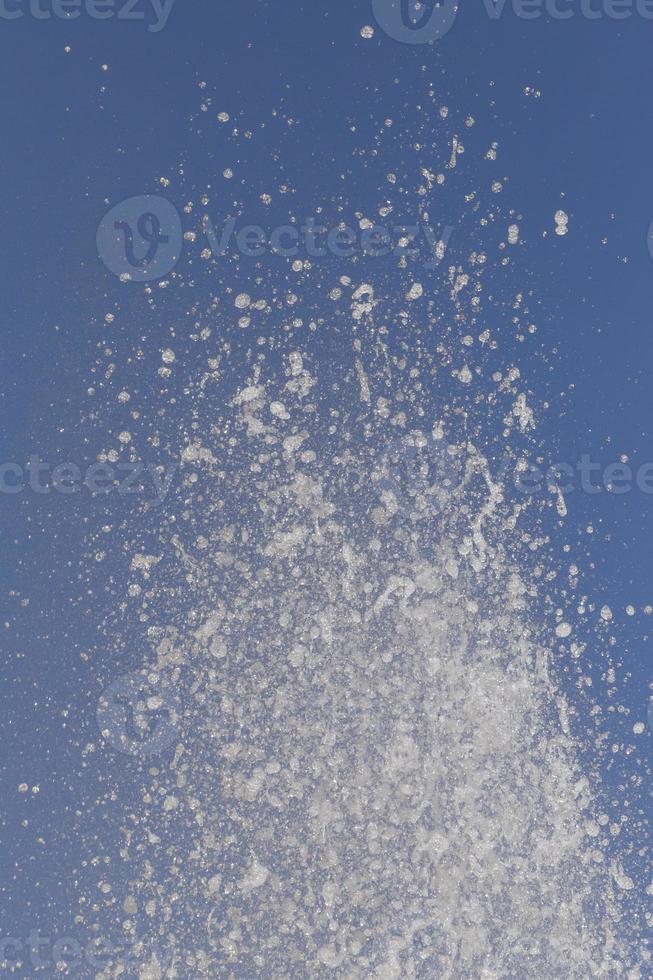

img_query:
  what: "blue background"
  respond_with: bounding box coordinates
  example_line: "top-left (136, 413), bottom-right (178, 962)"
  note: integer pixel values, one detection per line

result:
top-left (0, 0), bottom-right (650, 967)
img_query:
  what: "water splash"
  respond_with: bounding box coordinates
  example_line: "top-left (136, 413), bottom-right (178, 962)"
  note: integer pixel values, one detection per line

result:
top-left (78, 81), bottom-right (647, 979)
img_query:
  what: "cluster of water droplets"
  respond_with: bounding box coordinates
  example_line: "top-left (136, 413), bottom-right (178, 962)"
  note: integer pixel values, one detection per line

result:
top-left (74, 80), bottom-right (647, 978)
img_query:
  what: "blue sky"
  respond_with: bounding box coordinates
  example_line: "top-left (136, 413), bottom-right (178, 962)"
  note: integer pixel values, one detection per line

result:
top-left (1, 0), bottom-right (651, 971)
